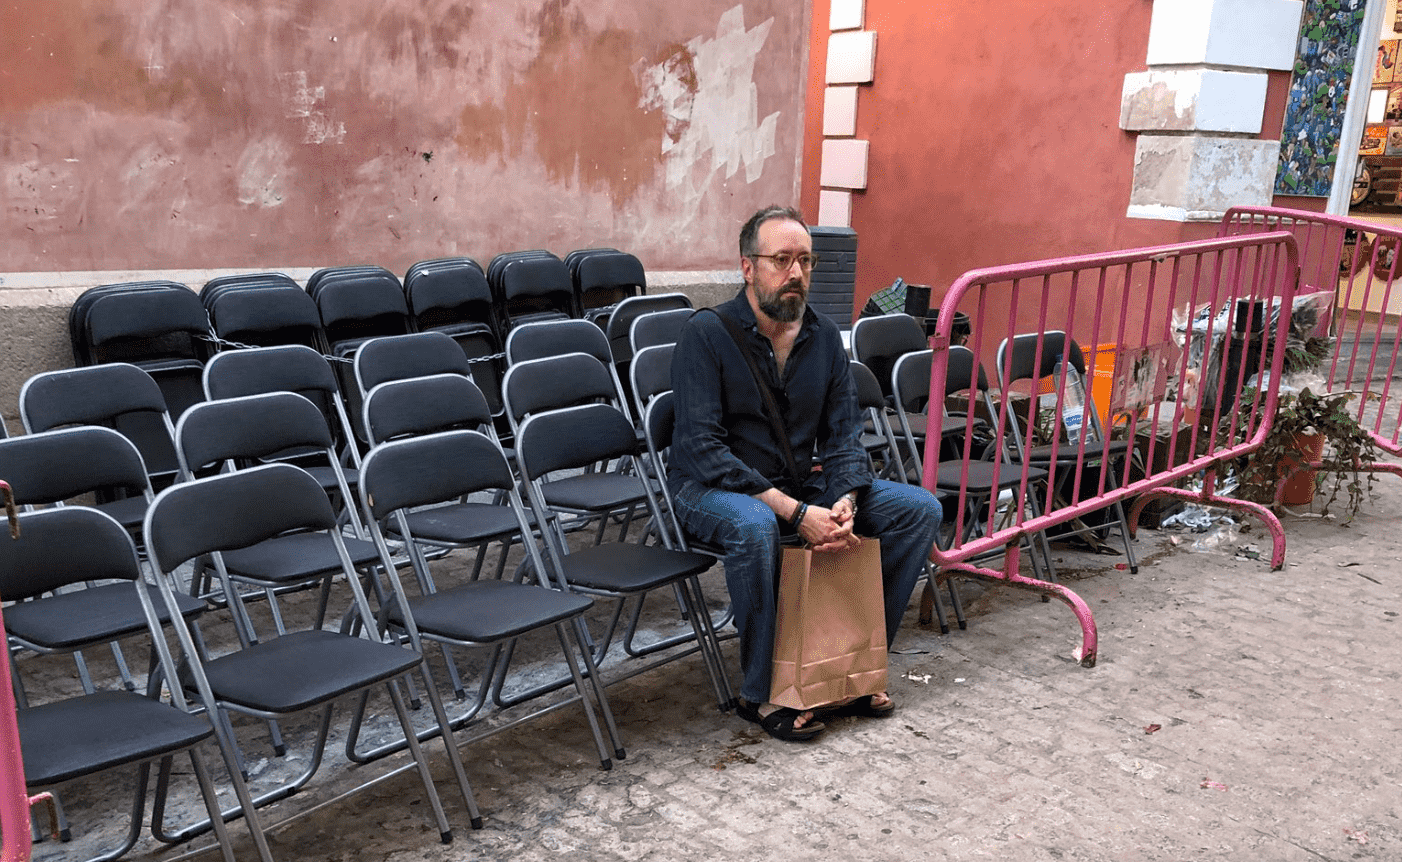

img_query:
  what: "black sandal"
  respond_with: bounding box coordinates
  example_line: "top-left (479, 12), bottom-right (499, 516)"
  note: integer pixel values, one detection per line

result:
top-left (736, 699), bottom-right (826, 741)
top-left (818, 694), bottom-right (897, 719)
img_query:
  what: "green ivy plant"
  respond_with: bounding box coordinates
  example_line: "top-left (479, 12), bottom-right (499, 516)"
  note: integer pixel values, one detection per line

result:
top-left (1231, 385), bottom-right (1379, 519)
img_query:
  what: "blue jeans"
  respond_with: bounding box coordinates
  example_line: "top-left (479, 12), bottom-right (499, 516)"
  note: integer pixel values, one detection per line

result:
top-left (670, 478), bottom-right (942, 706)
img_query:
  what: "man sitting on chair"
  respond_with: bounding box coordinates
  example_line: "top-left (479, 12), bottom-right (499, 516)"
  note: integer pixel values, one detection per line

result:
top-left (668, 205), bottom-right (943, 742)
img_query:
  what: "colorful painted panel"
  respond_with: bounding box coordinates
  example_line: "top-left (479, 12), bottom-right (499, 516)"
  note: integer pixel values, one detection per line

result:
top-left (1275, 0), bottom-right (1367, 197)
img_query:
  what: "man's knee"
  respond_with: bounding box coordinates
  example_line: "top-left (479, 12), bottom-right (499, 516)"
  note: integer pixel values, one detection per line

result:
top-left (724, 496), bottom-right (782, 547)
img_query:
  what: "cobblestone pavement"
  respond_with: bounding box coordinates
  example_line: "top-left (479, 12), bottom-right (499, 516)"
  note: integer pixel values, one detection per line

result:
top-left (26, 482), bottom-right (1402, 862)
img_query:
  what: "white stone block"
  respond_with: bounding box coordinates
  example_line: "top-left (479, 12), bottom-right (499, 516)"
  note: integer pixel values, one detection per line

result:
top-left (821, 138), bottom-right (869, 189)
top-left (819, 189), bottom-right (853, 228)
top-left (1128, 135), bottom-right (1282, 221)
top-left (1146, 0), bottom-right (1303, 71)
top-left (827, 31), bottom-right (877, 84)
top-left (1120, 69), bottom-right (1269, 133)
top-left (830, 0), bottom-right (865, 31)
top-left (823, 86), bottom-right (859, 137)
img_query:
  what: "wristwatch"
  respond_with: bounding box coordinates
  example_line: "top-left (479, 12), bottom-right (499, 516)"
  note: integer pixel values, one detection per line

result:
top-left (842, 492), bottom-right (858, 514)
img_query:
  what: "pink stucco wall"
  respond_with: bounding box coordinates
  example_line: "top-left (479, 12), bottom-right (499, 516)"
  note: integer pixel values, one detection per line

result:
top-left (1, 1), bottom-right (809, 274)
top-left (800, 1), bottom-right (1306, 314)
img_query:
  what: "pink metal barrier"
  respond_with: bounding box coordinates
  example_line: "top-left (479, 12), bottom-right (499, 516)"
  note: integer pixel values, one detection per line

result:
top-left (1219, 206), bottom-right (1402, 479)
top-left (922, 233), bottom-right (1300, 667)
top-left (0, 480), bottom-right (49, 862)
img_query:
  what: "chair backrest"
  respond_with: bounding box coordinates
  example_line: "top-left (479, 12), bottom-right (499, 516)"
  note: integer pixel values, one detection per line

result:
top-left (604, 293), bottom-right (693, 363)
top-left (144, 463), bottom-right (338, 575)
top-left (629, 308), bottom-right (693, 353)
top-left (492, 253), bottom-right (576, 329)
top-left (505, 318), bottom-right (613, 366)
top-left (0, 507), bottom-right (140, 603)
top-left (174, 391), bottom-right (336, 475)
top-left (203, 344), bottom-right (362, 468)
top-left (360, 430), bottom-right (517, 521)
top-left (203, 343), bottom-right (339, 400)
top-left (629, 343), bottom-right (675, 419)
top-left (945, 345), bottom-right (991, 395)
top-left (70, 281), bottom-right (210, 367)
top-left (312, 267), bottom-right (411, 352)
top-left (353, 331), bottom-right (473, 396)
top-left (501, 352), bottom-right (623, 435)
top-left (362, 374), bottom-right (494, 444)
top-left (204, 281), bottom-right (323, 349)
top-left (850, 313), bottom-right (928, 401)
top-left (850, 360), bottom-right (886, 412)
top-left (20, 363), bottom-right (168, 434)
top-left (201, 271), bottom-right (300, 298)
top-left (891, 349), bottom-right (935, 414)
top-left (996, 330), bottom-right (1086, 386)
top-left (20, 363), bottom-right (180, 481)
top-left (515, 402), bottom-right (639, 482)
top-left (572, 250), bottom-right (646, 313)
top-left (403, 257), bottom-right (496, 337)
top-left (0, 426), bottom-right (150, 507)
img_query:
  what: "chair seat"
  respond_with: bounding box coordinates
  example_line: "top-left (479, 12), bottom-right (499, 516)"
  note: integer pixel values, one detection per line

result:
top-left (388, 580), bottom-right (594, 643)
top-left (220, 532), bottom-right (380, 585)
top-left (301, 463), bottom-right (360, 492)
top-left (395, 503), bottom-right (526, 545)
top-left (203, 629), bottom-right (423, 713)
top-left (557, 543), bottom-right (715, 593)
top-left (934, 460), bottom-right (1048, 492)
top-left (4, 583), bottom-right (205, 650)
top-left (95, 495), bottom-right (149, 532)
top-left (18, 690), bottom-right (214, 786)
top-left (541, 473), bottom-right (646, 511)
top-left (1020, 439), bottom-right (1132, 463)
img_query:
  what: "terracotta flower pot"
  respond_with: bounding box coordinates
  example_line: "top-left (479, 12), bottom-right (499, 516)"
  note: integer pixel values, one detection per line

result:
top-left (1279, 432), bottom-right (1325, 506)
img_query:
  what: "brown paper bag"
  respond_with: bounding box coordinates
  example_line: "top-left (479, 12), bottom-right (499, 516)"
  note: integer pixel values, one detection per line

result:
top-left (770, 539), bottom-right (889, 710)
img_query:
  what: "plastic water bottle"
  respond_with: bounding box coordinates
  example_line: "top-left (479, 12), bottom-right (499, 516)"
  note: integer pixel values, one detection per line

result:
top-left (1055, 354), bottom-right (1088, 444)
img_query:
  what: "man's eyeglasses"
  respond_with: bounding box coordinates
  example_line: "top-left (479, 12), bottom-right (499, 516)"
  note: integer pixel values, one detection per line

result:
top-left (750, 252), bottom-right (819, 273)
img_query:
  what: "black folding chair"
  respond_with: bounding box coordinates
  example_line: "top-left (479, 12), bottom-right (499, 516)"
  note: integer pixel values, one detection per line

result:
top-left (173, 392), bottom-right (380, 627)
top-left (202, 275), bottom-right (323, 350)
top-left (202, 344), bottom-right (365, 484)
top-left (515, 402), bottom-right (734, 710)
top-left (850, 360), bottom-right (906, 483)
top-left (350, 429), bottom-right (624, 769)
top-left (401, 258), bottom-right (505, 418)
top-left (569, 249), bottom-right (645, 326)
top-left (628, 307), bottom-right (693, 353)
top-left (310, 266), bottom-right (412, 442)
top-left (1, 506), bottom-right (270, 862)
top-left (627, 343), bottom-right (675, 422)
top-left (0, 427), bottom-right (205, 694)
top-left (143, 464), bottom-right (478, 843)
top-left (68, 280), bottom-right (210, 424)
top-left (505, 319), bottom-right (635, 425)
top-left (912, 346), bottom-right (1057, 585)
top-left (20, 363), bottom-right (182, 492)
top-left (502, 352), bottom-right (647, 543)
top-left (996, 331), bottom-right (1139, 571)
top-left (490, 251), bottom-right (576, 332)
top-left (603, 293), bottom-right (692, 368)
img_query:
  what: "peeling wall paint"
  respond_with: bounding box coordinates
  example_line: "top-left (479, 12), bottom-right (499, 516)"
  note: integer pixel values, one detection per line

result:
top-left (0, 0), bottom-right (806, 273)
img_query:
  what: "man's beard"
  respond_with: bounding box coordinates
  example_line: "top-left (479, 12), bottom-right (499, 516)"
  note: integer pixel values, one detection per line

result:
top-left (758, 280), bottom-right (807, 322)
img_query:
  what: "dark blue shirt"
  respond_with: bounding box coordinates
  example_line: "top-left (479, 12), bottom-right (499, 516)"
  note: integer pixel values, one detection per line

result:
top-left (668, 290), bottom-right (873, 500)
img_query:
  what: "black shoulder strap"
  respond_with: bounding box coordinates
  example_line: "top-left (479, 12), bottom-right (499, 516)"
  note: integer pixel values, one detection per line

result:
top-left (702, 308), bottom-right (808, 492)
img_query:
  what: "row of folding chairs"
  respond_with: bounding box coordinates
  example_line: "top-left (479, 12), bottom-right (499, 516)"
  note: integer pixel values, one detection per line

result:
top-left (67, 265), bottom-right (690, 455)
top-left (0, 327), bottom-right (732, 861)
top-left (847, 314), bottom-right (1140, 588)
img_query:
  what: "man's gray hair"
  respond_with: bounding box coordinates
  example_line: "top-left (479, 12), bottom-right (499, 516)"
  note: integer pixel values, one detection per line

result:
top-left (738, 205), bottom-right (809, 258)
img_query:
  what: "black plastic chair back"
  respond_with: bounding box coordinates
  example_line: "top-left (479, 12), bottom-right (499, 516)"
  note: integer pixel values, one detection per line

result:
top-left (363, 374), bottom-right (494, 444)
top-left (850, 313), bottom-right (928, 402)
top-left (353, 331), bottom-right (472, 395)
